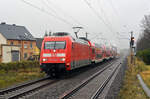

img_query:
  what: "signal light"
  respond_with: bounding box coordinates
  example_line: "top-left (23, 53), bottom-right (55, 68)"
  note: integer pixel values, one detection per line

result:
top-left (131, 37), bottom-right (134, 41)
top-left (130, 37), bottom-right (134, 46)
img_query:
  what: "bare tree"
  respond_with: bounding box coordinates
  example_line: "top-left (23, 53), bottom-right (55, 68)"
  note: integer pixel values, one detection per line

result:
top-left (137, 15), bottom-right (150, 51)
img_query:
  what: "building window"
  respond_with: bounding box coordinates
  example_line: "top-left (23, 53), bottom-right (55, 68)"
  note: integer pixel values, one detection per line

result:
top-left (24, 53), bottom-right (27, 59)
top-left (24, 44), bottom-right (28, 49)
top-left (30, 43), bottom-right (33, 49)
top-left (11, 42), bottom-right (13, 45)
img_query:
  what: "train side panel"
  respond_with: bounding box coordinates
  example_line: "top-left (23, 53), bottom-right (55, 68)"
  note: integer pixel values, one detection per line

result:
top-left (70, 41), bottom-right (91, 70)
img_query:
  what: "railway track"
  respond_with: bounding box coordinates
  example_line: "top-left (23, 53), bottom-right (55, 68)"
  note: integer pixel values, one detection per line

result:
top-left (60, 60), bottom-right (121, 99)
top-left (91, 63), bottom-right (120, 99)
top-left (0, 59), bottom-right (119, 99)
top-left (0, 76), bottom-right (58, 99)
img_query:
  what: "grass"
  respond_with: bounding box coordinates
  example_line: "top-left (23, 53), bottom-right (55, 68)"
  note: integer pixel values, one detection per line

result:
top-left (141, 70), bottom-right (150, 88)
top-left (118, 56), bottom-right (149, 99)
top-left (140, 62), bottom-right (150, 89)
top-left (0, 68), bottom-right (45, 89)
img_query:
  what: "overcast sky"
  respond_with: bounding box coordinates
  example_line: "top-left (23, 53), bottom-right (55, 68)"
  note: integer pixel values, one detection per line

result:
top-left (0, 0), bottom-right (150, 49)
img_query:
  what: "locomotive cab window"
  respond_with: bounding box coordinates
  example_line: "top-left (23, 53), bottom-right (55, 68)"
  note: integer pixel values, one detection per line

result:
top-left (44, 41), bottom-right (66, 49)
top-left (55, 41), bottom-right (66, 49)
top-left (45, 41), bottom-right (55, 49)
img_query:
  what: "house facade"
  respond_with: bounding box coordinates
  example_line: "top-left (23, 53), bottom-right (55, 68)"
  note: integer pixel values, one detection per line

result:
top-left (7, 40), bottom-right (36, 60)
top-left (0, 22), bottom-right (36, 63)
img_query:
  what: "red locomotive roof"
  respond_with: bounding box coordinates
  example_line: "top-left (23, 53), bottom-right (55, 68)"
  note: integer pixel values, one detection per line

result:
top-left (44, 36), bottom-right (74, 42)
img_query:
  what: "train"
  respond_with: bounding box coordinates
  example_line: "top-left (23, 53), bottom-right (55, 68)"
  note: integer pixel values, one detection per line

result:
top-left (40, 32), bottom-right (117, 77)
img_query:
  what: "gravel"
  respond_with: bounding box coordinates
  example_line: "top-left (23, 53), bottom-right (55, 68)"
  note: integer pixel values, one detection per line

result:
top-left (69, 61), bottom-right (119, 99)
top-left (104, 57), bottom-right (127, 99)
top-left (25, 59), bottom-right (116, 99)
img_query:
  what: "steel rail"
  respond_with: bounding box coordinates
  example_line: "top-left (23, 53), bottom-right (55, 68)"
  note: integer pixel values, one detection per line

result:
top-left (0, 76), bottom-right (58, 99)
top-left (60, 60), bottom-right (118, 99)
top-left (0, 76), bottom-right (49, 95)
top-left (9, 80), bottom-right (57, 99)
top-left (91, 63), bottom-right (121, 99)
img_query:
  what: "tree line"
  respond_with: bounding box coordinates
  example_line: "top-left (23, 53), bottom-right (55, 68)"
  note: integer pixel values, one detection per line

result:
top-left (136, 14), bottom-right (150, 64)
top-left (137, 15), bottom-right (150, 51)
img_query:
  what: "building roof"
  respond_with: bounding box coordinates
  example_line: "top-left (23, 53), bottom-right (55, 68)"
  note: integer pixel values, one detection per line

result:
top-left (0, 22), bottom-right (35, 41)
top-left (35, 38), bottom-right (43, 50)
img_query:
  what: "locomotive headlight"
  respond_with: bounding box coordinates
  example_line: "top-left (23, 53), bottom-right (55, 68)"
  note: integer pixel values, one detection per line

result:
top-left (60, 58), bottom-right (65, 61)
top-left (57, 53), bottom-right (66, 57)
top-left (43, 58), bottom-right (47, 61)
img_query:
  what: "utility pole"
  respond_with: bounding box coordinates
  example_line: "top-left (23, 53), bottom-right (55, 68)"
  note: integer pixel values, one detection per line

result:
top-left (72, 27), bottom-right (83, 38)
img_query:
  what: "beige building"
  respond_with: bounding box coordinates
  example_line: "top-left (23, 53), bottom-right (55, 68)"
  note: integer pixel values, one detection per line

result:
top-left (1, 45), bottom-right (20, 63)
top-left (0, 22), bottom-right (36, 63)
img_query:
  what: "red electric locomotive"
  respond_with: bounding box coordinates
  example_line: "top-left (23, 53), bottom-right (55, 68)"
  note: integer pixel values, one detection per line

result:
top-left (40, 32), bottom-right (92, 77)
top-left (40, 32), bottom-right (118, 77)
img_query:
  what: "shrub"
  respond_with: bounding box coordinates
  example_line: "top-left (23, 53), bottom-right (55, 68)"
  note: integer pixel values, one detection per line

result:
top-left (137, 49), bottom-right (150, 65)
top-left (0, 61), bottom-right (40, 72)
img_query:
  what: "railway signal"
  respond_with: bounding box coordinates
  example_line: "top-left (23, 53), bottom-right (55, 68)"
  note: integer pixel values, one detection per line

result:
top-left (130, 31), bottom-right (134, 48)
top-left (130, 37), bottom-right (134, 47)
top-left (130, 31), bottom-right (135, 64)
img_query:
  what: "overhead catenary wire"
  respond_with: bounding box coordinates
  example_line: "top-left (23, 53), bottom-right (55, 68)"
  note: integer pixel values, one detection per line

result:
top-left (20, 0), bottom-right (74, 27)
top-left (42, 0), bottom-right (59, 16)
top-left (97, 0), bottom-right (122, 45)
top-left (21, 0), bottom-right (96, 39)
top-left (46, 0), bottom-right (83, 26)
top-left (108, 0), bottom-right (120, 19)
top-left (107, 0), bottom-right (123, 31)
top-left (44, 0), bottom-right (91, 31)
top-left (84, 0), bottom-right (117, 44)
top-left (96, 0), bottom-right (117, 33)
top-left (97, 0), bottom-right (110, 23)
top-left (21, 0), bottom-right (116, 41)
top-left (83, 0), bottom-right (116, 34)
top-left (43, 0), bottom-right (99, 37)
